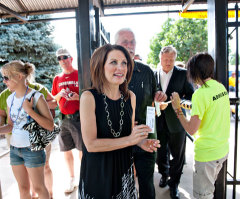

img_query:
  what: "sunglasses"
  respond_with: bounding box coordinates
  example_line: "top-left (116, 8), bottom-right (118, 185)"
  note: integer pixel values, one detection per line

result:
top-left (57, 55), bottom-right (70, 61)
top-left (2, 76), bottom-right (9, 81)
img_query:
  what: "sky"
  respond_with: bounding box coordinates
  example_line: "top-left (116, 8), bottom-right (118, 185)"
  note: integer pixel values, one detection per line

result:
top-left (51, 8), bottom-right (181, 66)
top-left (51, 3), bottom-right (240, 66)
top-left (101, 13), bottom-right (179, 62)
top-left (51, 15), bottom-right (78, 67)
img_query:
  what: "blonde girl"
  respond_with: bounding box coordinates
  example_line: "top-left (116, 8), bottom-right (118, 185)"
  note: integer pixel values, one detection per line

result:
top-left (0, 60), bottom-right (53, 199)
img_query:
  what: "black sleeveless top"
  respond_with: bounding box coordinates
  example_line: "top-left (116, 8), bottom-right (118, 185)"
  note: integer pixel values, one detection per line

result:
top-left (79, 89), bottom-right (137, 199)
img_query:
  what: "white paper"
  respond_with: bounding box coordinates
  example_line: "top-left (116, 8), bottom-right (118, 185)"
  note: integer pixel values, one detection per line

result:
top-left (146, 106), bottom-right (155, 133)
top-left (155, 101), bottom-right (161, 117)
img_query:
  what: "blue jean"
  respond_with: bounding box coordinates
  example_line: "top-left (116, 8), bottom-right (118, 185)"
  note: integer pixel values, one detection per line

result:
top-left (10, 145), bottom-right (46, 168)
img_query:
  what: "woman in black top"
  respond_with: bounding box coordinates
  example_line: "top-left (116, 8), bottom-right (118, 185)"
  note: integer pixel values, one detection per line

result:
top-left (79, 44), bottom-right (160, 199)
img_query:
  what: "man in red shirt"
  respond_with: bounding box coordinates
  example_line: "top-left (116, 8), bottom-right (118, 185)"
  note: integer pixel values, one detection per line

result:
top-left (52, 48), bottom-right (82, 194)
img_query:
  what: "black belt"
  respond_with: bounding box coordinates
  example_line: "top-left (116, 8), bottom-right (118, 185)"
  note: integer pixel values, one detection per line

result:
top-left (62, 111), bottom-right (80, 120)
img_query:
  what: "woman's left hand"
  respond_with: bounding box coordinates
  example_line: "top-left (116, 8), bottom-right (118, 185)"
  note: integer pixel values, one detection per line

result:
top-left (171, 92), bottom-right (181, 110)
top-left (138, 139), bottom-right (160, 152)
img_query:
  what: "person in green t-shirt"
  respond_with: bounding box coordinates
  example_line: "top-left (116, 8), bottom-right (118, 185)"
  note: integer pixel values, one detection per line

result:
top-left (0, 82), bottom-right (57, 199)
top-left (171, 53), bottom-right (230, 199)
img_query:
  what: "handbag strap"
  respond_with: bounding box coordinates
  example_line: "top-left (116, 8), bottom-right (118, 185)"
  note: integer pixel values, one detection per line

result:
top-left (28, 91), bottom-right (37, 102)
top-left (27, 91), bottom-right (37, 121)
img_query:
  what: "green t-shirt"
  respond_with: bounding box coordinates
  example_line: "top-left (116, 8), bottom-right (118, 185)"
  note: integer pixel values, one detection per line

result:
top-left (0, 83), bottom-right (48, 119)
top-left (191, 79), bottom-right (230, 162)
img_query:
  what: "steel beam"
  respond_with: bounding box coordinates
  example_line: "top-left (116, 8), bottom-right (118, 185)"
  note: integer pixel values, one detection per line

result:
top-left (104, 9), bottom-right (206, 17)
top-left (228, 22), bottom-right (240, 27)
top-left (75, 7), bottom-right (81, 94)
top-left (103, 0), bottom-right (206, 8)
top-left (0, 16), bottom-right (75, 25)
top-left (94, 6), bottom-right (100, 48)
top-left (0, 2), bottom-right (27, 22)
top-left (182, 0), bottom-right (195, 12)
top-left (231, 5), bottom-right (239, 199)
top-left (93, 0), bottom-right (104, 16)
top-left (15, 0), bottom-right (28, 12)
top-left (0, 8), bottom-right (76, 19)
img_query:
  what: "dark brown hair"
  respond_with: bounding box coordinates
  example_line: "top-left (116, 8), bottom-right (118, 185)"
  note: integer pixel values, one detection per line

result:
top-left (186, 52), bottom-right (214, 86)
top-left (90, 44), bottom-right (134, 99)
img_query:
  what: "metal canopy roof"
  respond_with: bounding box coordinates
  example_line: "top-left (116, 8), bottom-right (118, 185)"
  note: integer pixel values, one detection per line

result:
top-left (0, 0), bottom-right (78, 18)
top-left (102, 0), bottom-right (206, 8)
top-left (0, 0), bottom-right (210, 19)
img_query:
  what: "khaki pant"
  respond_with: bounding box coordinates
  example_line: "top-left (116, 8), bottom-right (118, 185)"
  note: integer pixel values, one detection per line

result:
top-left (193, 154), bottom-right (228, 199)
top-left (0, 180), bottom-right (2, 199)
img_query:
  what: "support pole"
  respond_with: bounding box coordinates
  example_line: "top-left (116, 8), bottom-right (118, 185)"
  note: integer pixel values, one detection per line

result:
top-left (76, 0), bottom-right (94, 91)
top-left (208, 0), bottom-right (228, 198)
top-left (208, 0), bottom-right (228, 86)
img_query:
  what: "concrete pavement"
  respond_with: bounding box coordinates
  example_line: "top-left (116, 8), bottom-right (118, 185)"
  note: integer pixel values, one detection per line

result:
top-left (2, 126), bottom-right (239, 198)
top-left (0, 136), bottom-right (195, 199)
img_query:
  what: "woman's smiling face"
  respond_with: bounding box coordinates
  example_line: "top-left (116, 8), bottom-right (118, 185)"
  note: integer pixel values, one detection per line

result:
top-left (104, 50), bottom-right (128, 86)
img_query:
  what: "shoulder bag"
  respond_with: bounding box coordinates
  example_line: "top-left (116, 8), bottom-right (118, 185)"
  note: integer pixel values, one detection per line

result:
top-left (23, 91), bottom-right (60, 151)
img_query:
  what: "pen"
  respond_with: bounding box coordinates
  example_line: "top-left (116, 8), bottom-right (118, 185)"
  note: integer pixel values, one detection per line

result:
top-left (164, 100), bottom-right (172, 104)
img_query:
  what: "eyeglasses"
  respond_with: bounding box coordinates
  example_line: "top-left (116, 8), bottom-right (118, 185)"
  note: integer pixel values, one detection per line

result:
top-left (57, 55), bottom-right (70, 61)
top-left (2, 76), bottom-right (9, 81)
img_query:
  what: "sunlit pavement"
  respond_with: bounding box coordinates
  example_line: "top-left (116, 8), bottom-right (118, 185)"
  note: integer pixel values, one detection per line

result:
top-left (0, 136), bottom-right (194, 199)
top-left (0, 138), bottom-right (80, 199)
top-left (1, 119), bottom-right (239, 199)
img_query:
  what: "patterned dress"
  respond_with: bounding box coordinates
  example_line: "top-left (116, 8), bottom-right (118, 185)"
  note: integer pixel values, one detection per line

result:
top-left (79, 89), bottom-right (137, 199)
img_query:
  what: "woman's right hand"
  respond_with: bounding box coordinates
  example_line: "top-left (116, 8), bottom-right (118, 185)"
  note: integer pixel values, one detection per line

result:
top-left (129, 124), bottom-right (151, 146)
top-left (171, 92), bottom-right (181, 110)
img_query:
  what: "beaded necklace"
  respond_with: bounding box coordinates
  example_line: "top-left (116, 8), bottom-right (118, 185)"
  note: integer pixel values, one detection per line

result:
top-left (10, 86), bottom-right (29, 123)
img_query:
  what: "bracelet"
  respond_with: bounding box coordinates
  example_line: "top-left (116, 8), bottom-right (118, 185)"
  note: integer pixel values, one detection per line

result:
top-left (174, 108), bottom-right (182, 114)
top-left (174, 108), bottom-right (183, 118)
top-left (176, 113), bottom-right (184, 118)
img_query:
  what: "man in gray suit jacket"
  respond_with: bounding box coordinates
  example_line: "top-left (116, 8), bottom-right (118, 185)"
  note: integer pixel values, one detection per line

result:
top-left (155, 46), bottom-right (194, 199)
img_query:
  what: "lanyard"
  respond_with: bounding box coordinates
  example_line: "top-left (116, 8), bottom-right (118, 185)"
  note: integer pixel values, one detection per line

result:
top-left (10, 86), bottom-right (29, 123)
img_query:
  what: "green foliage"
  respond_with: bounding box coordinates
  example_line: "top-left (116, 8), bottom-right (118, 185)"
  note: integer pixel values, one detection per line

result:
top-left (147, 18), bottom-right (208, 67)
top-left (0, 15), bottom-right (61, 91)
top-left (229, 53), bottom-right (240, 66)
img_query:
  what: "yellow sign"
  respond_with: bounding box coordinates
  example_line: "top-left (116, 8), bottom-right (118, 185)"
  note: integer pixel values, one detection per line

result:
top-left (179, 10), bottom-right (240, 19)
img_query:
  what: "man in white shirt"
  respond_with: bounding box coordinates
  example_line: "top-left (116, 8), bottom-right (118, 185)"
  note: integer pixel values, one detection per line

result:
top-left (155, 46), bottom-right (194, 199)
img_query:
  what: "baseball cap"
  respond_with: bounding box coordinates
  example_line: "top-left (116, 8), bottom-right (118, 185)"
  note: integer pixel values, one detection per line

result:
top-left (56, 48), bottom-right (71, 57)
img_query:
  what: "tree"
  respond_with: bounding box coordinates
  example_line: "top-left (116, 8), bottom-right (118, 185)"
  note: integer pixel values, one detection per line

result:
top-left (147, 18), bottom-right (208, 67)
top-left (229, 52), bottom-right (240, 66)
top-left (0, 15), bottom-right (61, 91)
